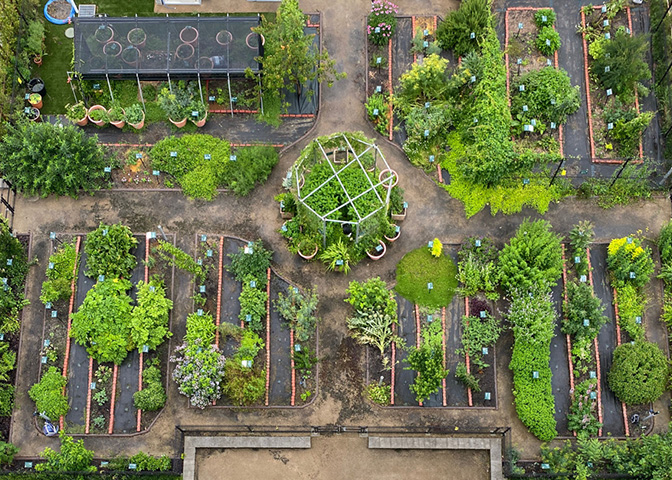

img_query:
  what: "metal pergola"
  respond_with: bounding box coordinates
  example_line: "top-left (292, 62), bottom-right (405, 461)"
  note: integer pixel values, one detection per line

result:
top-left (293, 133), bottom-right (396, 245)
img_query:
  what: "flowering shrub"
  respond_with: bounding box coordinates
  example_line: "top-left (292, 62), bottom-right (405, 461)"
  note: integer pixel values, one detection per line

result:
top-left (567, 379), bottom-right (601, 438)
top-left (367, 0), bottom-right (399, 46)
top-left (170, 340), bottom-right (226, 409)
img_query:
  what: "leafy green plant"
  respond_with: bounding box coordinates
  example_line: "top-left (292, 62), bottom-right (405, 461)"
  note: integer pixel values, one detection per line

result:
top-left (238, 281), bottom-right (267, 334)
top-left (29, 366), bottom-right (68, 420)
top-left (345, 277), bottom-right (396, 317)
top-left (40, 240), bottom-right (78, 303)
top-left (93, 387), bottom-right (109, 407)
top-left (658, 219), bottom-right (672, 265)
top-left (222, 360), bottom-right (266, 406)
top-left (366, 93), bottom-right (390, 135)
top-left (227, 240), bottom-right (272, 287)
top-left (436, 0), bottom-right (491, 56)
top-left (563, 282), bottom-right (608, 342)
top-left (319, 239), bottom-right (351, 274)
top-left (499, 219), bottom-right (563, 293)
top-left (130, 279), bottom-right (173, 352)
top-left (457, 238), bottom-right (499, 300)
top-left (536, 26), bottom-right (561, 56)
top-left (366, 382), bottom-right (391, 405)
top-left (0, 383), bottom-right (14, 417)
top-left (458, 313), bottom-right (501, 369)
top-left (70, 278), bottom-right (134, 365)
top-left (88, 107), bottom-right (108, 123)
top-left (65, 101), bottom-right (87, 123)
top-left (569, 221), bottom-right (594, 277)
top-left (275, 286), bottom-right (319, 343)
top-left (134, 365), bottom-right (166, 412)
top-left (610, 111), bottom-right (654, 156)
top-left (347, 311), bottom-right (397, 364)
top-left (185, 312), bottom-right (216, 346)
top-left (0, 121), bottom-right (107, 198)
top-left (534, 9), bottom-right (556, 28)
top-left (84, 223), bottom-right (138, 279)
top-left (125, 103), bottom-right (145, 125)
top-left (614, 283), bottom-right (646, 341)
top-left (608, 341), bottom-right (668, 405)
top-left (226, 146), bottom-right (279, 196)
top-left (153, 240), bottom-right (205, 283)
top-left (36, 432), bottom-right (96, 473)
top-left (171, 340), bottom-right (226, 408)
top-left (127, 452), bottom-right (171, 472)
top-left (455, 362), bottom-right (481, 392)
top-left (0, 442), bottom-right (18, 465)
top-left (107, 104), bottom-right (125, 123)
top-left (592, 29), bottom-right (651, 100)
top-left (405, 321), bottom-right (448, 402)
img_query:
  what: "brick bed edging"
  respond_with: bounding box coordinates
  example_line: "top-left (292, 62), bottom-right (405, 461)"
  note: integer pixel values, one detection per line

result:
top-left (464, 298), bottom-right (473, 407)
top-left (441, 306), bottom-right (447, 407)
top-left (414, 305), bottom-right (422, 407)
top-left (586, 246), bottom-right (605, 436)
top-left (265, 268), bottom-right (271, 406)
top-left (215, 236), bottom-right (224, 348)
top-left (388, 37), bottom-right (394, 141)
top-left (136, 232), bottom-right (152, 431)
top-left (504, 7), bottom-right (564, 158)
top-left (580, 6), bottom-right (643, 164)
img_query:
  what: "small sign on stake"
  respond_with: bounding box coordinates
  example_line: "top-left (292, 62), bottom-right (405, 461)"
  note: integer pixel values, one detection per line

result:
top-left (630, 271), bottom-right (636, 279)
top-left (45, 302), bottom-right (52, 309)
top-left (546, 58), bottom-right (552, 66)
top-left (470, 75), bottom-right (476, 83)
top-left (41, 356), bottom-right (47, 364)
top-left (375, 244), bottom-right (383, 253)
top-left (294, 343), bottom-right (302, 352)
top-left (475, 239), bottom-right (481, 247)
top-left (470, 31), bottom-right (476, 39)
top-left (191, 110), bottom-right (199, 117)
top-left (98, 275), bottom-right (105, 282)
top-left (206, 249), bottom-right (213, 257)
top-left (200, 285), bottom-right (206, 293)
top-left (635, 316), bottom-right (642, 324)
top-left (551, 122), bottom-right (557, 129)
top-left (532, 371), bottom-right (539, 379)
top-left (603, 19), bottom-right (609, 26)
top-left (424, 129), bottom-right (429, 137)
top-left (153, 170), bottom-right (160, 176)
top-left (531, 119), bottom-right (537, 126)
top-left (6, 259), bottom-right (11, 266)
top-left (427, 315), bottom-right (433, 322)
top-left (245, 314), bottom-right (252, 323)
top-left (204, 154), bottom-right (211, 160)
top-left (516, 58), bottom-right (522, 65)
top-left (129, 464), bottom-right (137, 470)
top-left (335, 259), bottom-right (344, 266)
top-left (208, 95), bottom-right (216, 102)
top-left (428, 240), bottom-right (434, 248)
top-left (197, 309), bottom-right (203, 316)
top-left (201, 235), bottom-right (208, 242)
top-left (575, 256), bottom-right (581, 264)
top-left (230, 155), bottom-right (237, 161)
top-left (522, 105), bottom-right (528, 112)
top-left (480, 310), bottom-right (486, 318)
top-left (374, 26), bottom-right (380, 33)
top-left (250, 280), bottom-right (257, 288)
top-left (48, 262), bottom-right (54, 269)
top-left (541, 463), bottom-right (550, 470)
top-left (376, 57), bottom-right (382, 64)
top-left (197, 259), bottom-right (203, 266)
top-left (605, 32), bottom-right (611, 39)
top-left (90, 382), bottom-right (96, 390)
top-left (104, 166), bottom-right (112, 173)
top-left (605, 65), bottom-right (610, 73)
top-left (135, 153), bottom-right (142, 160)
top-left (580, 275), bottom-right (587, 282)
top-left (583, 319), bottom-right (590, 327)
top-left (429, 155), bottom-right (435, 163)
top-left (50, 232), bottom-right (56, 240)
top-left (484, 392), bottom-right (491, 400)
top-left (607, 122), bottom-right (614, 130)
top-left (519, 84), bottom-right (525, 92)
top-left (423, 29), bottom-right (429, 36)
top-left (589, 371), bottom-right (596, 379)
top-left (51, 311), bottom-right (57, 318)
top-left (170, 151), bottom-right (177, 157)
top-left (423, 41), bottom-right (429, 48)
top-left (482, 347), bottom-right (488, 355)
top-left (44, 339), bottom-right (50, 347)
top-left (372, 108), bottom-right (379, 116)
top-left (142, 345), bottom-right (149, 353)
top-left (403, 202), bottom-right (408, 209)
top-left (590, 391), bottom-right (597, 399)
top-left (231, 96), bottom-right (238, 103)
top-left (375, 85), bottom-right (382, 93)
top-left (427, 282), bottom-right (433, 291)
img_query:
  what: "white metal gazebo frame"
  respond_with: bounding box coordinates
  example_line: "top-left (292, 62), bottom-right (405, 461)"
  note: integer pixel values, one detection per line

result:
top-left (293, 133), bottom-right (396, 246)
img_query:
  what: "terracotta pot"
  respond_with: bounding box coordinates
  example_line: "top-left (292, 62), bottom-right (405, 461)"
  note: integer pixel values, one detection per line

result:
top-left (25, 106), bottom-right (41, 122)
top-left (121, 46), bottom-right (141, 66)
top-left (366, 240), bottom-right (387, 260)
top-left (298, 244), bottom-right (318, 260)
top-left (191, 111), bottom-right (207, 128)
top-left (95, 25), bottom-right (114, 44)
top-left (33, 56), bottom-right (42, 66)
top-left (216, 30), bottom-right (233, 46)
top-left (391, 207), bottom-right (407, 222)
top-left (103, 41), bottom-right (122, 57)
top-left (109, 108), bottom-right (126, 129)
top-left (87, 105), bottom-right (107, 126)
top-left (384, 225), bottom-right (400, 243)
top-left (127, 28), bottom-right (146, 48)
top-left (128, 110), bottom-right (145, 130)
top-left (76, 115), bottom-right (88, 127)
top-left (170, 117), bottom-right (188, 128)
top-left (379, 168), bottom-right (399, 189)
top-left (175, 43), bottom-right (194, 61)
top-left (180, 26), bottom-right (199, 45)
top-left (28, 94), bottom-right (42, 109)
top-left (197, 56), bottom-right (214, 69)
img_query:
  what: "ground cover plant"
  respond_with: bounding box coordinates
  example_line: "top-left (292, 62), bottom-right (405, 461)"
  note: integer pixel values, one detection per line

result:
top-left (580, 0), bottom-right (653, 159)
top-left (0, 121), bottom-right (107, 197)
top-left (395, 242), bottom-right (457, 308)
top-left (40, 240), bottom-right (78, 305)
top-left (405, 320), bottom-right (448, 403)
top-left (150, 135), bottom-right (278, 200)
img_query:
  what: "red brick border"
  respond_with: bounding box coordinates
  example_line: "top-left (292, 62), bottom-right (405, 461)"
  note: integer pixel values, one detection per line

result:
top-left (464, 297), bottom-right (473, 407)
top-left (60, 235), bottom-right (81, 430)
top-left (215, 237), bottom-right (224, 347)
top-left (612, 287), bottom-right (630, 436)
top-left (391, 323), bottom-right (396, 405)
top-left (414, 305), bottom-right (422, 407)
top-left (108, 364), bottom-right (118, 434)
top-left (265, 268), bottom-right (271, 406)
top-left (441, 306), bottom-right (447, 407)
top-left (84, 357), bottom-right (93, 434)
top-left (388, 38), bottom-right (394, 141)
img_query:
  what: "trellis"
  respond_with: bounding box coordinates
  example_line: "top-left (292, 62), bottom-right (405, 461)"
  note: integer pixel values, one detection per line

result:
top-left (293, 134), bottom-right (396, 245)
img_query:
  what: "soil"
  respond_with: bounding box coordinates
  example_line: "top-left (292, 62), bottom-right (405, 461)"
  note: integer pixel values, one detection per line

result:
top-left (46, 0), bottom-right (72, 19)
top-left (207, 78), bottom-right (259, 111)
top-left (367, 42), bottom-right (390, 97)
top-left (107, 145), bottom-right (171, 189)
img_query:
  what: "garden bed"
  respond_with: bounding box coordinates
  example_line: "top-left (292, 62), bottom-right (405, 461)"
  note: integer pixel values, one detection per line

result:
top-left (580, 5), bottom-right (644, 163)
top-left (504, 8), bottom-right (563, 156)
top-left (38, 231), bottom-right (174, 435)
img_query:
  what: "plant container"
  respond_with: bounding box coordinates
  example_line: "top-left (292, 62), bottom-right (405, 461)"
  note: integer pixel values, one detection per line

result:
top-left (180, 26), bottom-right (199, 45)
top-left (197, 56), bottom-right (214, 69)
top-left (24, 106), bottom-right (41, 122)
top-left (366, 240), bottom-right (387, 261)
top-left (94, 24), bottom-right (114, 43)
top-left (191, 111), bottom-right (207, 128)
top-left (33, 56), bottom-right (42, 66)
top-left (27, 78), bottom-right (46, 96)
top-left (391, 207), bottom-right (406, 222)
top-left (127, 28), bottom-right (146, 48)
top-left (87, 105), bottom-right (107, 126)
top-left (216, 30), bottom-right (233, 46)
top-left (280, 205), bottom-right (294, 220)
top-left (109, 108), bottom-right (126, 129)
top-left (121, 46), bottom-right (141, 66)
top-left (28, 93), bottom-right (43, 109)
top-left (128, 110), bottom-right (145, 130)
top-left (103, 41), bottom-right (122, 58)
top-left (175, 43), bottom-right (195, 61)
top-left (379, 169), bottom-right (399, 189)
top-left (384, 226), bottom-right (400, 243)
top-left (170, 117), bottom-right (188, 128)
top-left (298, 244), bottom-right (318, 260)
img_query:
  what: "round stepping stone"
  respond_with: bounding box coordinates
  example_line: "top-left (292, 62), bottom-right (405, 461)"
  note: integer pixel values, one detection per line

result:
top-left (65, 27), bottom-right (74, 39)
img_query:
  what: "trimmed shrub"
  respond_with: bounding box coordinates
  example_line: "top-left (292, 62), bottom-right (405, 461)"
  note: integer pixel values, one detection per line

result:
top-left (608, 341), bottom-right (668, 405)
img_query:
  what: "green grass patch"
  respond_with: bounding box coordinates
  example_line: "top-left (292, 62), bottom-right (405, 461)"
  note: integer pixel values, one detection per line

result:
top-left (395, 246), bottom-right (458, 308)
top-left (38, 20), bottom-right (74, 115)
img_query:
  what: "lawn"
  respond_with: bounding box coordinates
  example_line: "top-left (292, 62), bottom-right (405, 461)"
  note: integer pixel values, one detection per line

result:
top-left (394, 246), bottom-right (458, 308)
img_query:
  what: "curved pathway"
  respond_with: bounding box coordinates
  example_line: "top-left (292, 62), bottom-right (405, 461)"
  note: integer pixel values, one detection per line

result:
top-left (10, 0), bottom-right (671, 463)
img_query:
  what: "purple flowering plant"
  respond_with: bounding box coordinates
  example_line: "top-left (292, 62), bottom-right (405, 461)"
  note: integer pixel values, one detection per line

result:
top-left (367, 0), bottom-right (399, 46)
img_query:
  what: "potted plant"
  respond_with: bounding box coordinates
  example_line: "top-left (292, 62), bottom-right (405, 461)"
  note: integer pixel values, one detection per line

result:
top-left (127, 27), bottom-right (146, 48)
top-left (28, 93), bottom-right (42, 109)
top-left (158, 87), bottom-right (187, 127)
top-left (175, 43), bottom-right (195, 61)
top-left (384, 223), bottom-right (400, 243)
top-left (197, 56), bottom-right (214, 69)
top-left (180, 26), bottom-right (199, 44)
top-left (389, 186), bottom-right (406, 222)
top-left (366, 239), bottom-right (387, 260)
top-left (103, 41), bottom-right (122, 57)
top-left (319, 239), bottom-right (351, 274)
top-left (297, 236), bottom-right (319, 260)
top-left (188, 100), bottom-right (207, 127)
top-left (121, 46), bottom-right (141, 66)
top-left (125, 103), bottom-right (145, 129)
top-left (379, 168), bottom-right (398, 189)
top-left (275, 193), bottom-right (297, 219)
top-left (94, 24), bottom-right (114, 43)
top-left (216, 30), bottom-right (233, 46)
top-left (108, 104), bottom-right (126, 129)
top-left (24, 106), bottom-right (40, 122)
top-left (279, 217), bottom-right (301, 241)
top-left (65, 101), bottom-right (88, 126)
top-left (87, 105), bottom-right (108, 126)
